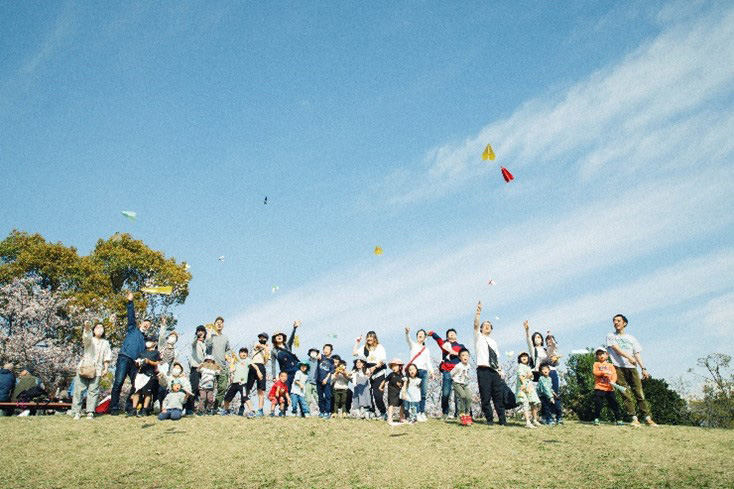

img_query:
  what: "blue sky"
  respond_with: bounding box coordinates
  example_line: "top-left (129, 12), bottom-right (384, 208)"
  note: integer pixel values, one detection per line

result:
top-left (1, 1), bottom-right (732, 385)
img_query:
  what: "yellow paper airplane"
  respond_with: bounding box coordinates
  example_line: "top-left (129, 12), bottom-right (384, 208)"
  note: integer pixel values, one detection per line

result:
top-left (482, 144), bottom-right (496, 161)
top-left (374, 246), bottom-right (383, 256)
top-left (140, 286), bottom-right (173, 295)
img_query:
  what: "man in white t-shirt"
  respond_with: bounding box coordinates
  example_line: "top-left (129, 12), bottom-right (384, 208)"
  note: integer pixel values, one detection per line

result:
top-left (473, 301), bottom-right (506, 425)
top-left (605, 314), bottom-right (657, 428)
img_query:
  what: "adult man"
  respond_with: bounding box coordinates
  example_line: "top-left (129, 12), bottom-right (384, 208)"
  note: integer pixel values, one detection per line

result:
top-left (110, 292), bottom-right (151, 414)
top-left (473, 301), bottom-right (506, 425)
top-left (606, 314), bottom-right (658, 427)
top-left (428, 328), bottom-right (464, 419)
top-left (205, 316), bottom-right (231, 414)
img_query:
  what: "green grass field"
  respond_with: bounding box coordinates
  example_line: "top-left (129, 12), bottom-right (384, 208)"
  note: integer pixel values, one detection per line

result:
top-left (1, 416), bottom-right (732, 488)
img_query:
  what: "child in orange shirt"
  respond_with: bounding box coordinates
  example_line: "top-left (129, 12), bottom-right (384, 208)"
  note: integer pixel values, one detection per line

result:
top-left (593, 348), bottom-right (623, 425)
top-left (268, 371), bottom-right (291, 417)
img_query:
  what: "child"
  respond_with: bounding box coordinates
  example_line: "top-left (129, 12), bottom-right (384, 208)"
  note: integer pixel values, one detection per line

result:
top-left (130, 337), bottom-right (160, 417)
top-left (316, 344), bottom-right (335, 419)
top-left (332, 360), bottom-right (351, 418)
top-left (380, 358), bottom-right (405, 426)
top-left (305, 348), bottom-right (320, 411)
top-left (268, 371), bottom-right (291, 416)
top-left (158, 361), bottom-right (193, 411)
top-left (451, 348), bottom-right (473, 426)
top-left (516, 352), bottom-right (541, 429)
top-left (158, 379), bottom-right (187, 421)
top-left (537, 365), bottom-right (559, 425)
top-left (223, 347), bottom-right (255, 416)
top-left (402, 363), bottom-right (422, 424)
top-left (593, 347), bottom-right (623, 426)
top-left (197, 355), bottom-right (221, 415)
top-left (350, 356), bottom-right (371, 418)
top-left (291, 361), bottom-right (311, 417)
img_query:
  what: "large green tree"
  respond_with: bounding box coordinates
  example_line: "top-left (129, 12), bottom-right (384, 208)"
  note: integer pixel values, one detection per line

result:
top-left (0, 230), bottom-right (191, 345)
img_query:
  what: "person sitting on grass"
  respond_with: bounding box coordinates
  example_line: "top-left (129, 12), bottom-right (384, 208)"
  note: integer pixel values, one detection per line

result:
top-left (130, 337), bottom-right (160, 417)
top-left (158, 379), bottom-right (187, 421)
top-left (290, 361), bottom-right (311, 417)
top-left (380, 358), bottom-right (405, 426)
top-left (197, 356), bottom-right (220, 416)
top-left (268, 371), bottom-right (291, 417)
top-left (605, 314), bottom-right (658, 428)
top-left (592, 347), bottom-right (624, 426)
top-left (536, 365), bottom-right (559, 425)
top-left (451, 349), bottom-right (473, 426)
top-left (515, 352), bottom-right (541, 429)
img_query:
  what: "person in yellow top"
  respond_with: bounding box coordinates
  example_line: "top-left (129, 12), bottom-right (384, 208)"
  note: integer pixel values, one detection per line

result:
top-left (592, 348), bottom-right (623, 426)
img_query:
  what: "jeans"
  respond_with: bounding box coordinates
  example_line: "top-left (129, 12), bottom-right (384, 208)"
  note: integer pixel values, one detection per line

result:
top-left (317, 381), bottom-right (332, 414)
top-left (549, 369), bottom-right (563, 420)
top-left (291, 393), bottom-right (310, 416)
top-left (403, 401), bottom-right (418, 422)
top-left (158, 408), bottom-right (182, 421)
top-left (71, 373), bottom-right (101, 415)
top-left (110, 355), bottom-right (138, 412)
top-left (614, 366), bottom-right (650, 418)
top-left (417, 369), bottom-right (429, 414)
top-left (476, 367), bottom-right (506, 424)
top-left (440, 370), bottom-right (459, 416)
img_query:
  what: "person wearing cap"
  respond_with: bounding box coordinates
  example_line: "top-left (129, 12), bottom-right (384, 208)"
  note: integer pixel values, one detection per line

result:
top-left (305, 348), bottom-right (320, 410)
top-left (205, 316), bottom-right (231, 414)
top-left (271, 321), bottom-right (302, 393)
top-left (187, 325), bottom-right (208, 414)
top-left (290, 361), bottom-right (311, 417)
top-left (380, 358), bottom-right (405, 425)
top-left (110, 291), bottom-right (152, 415)
top-left (473, 301), bottom-right (506, 426)
top-left (158, 379), bottom-right (186, 421)
top-left (606, 314), bottom-right (658, 427)
top-left (247, 332), bottom-right (270, 416)
top-left (592, 347), bottom-right (623, 426)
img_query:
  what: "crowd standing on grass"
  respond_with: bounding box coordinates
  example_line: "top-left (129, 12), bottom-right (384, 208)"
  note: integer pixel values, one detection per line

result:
top-left (0, 293), bottom-right (660, 429)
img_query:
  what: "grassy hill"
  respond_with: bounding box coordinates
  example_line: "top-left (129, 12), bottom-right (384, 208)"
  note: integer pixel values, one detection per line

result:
top-left (1, 416), bottom-right (732, 488)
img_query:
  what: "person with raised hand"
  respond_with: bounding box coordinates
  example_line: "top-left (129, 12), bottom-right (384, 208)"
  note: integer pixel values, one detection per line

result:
top-left (404, 326), bottom-right (435, 422)
top-left (70, 319), bottom-right (111, 420)
top-left (271, 320), bottom-right (301, 392)
top-left (110, 291), bottom-right (151, 415)
top-left (353, 331), bottom-right (387, 419)
top-left (473, 301), bottom-right (506, 426)
top-left (428, 327), bottom-right (464, 420)
top-left (205, 316), bottom-right (231, 415)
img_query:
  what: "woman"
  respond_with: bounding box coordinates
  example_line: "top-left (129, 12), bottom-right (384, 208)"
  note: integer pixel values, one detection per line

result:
top-left (524, 320), bottom-right (563, 423)
top-left (70, 320), bottom-right (111, 420)
top-left (353, 331), bottom-right (387, 418)
top-left (404, 326), bottom-right (434, 422)
top-left (270, 320), bottom-right (301, 391)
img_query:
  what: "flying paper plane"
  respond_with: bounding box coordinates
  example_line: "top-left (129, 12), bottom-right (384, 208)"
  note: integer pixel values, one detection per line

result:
top-left (482, 144), bottom-right (496, 161)
top-left (488, 279), bottom-right (496, 286)
top-left (218, 256), bottom-right (225, 262)
top-left (271, 286), bottom-right (279, 294)
top-left (501, 167), bottom-right (514, 183)
top-left (374, 246), bottom-right (383, 256)
top-left (264, 196), bottom-right (268, 205)
top-left (140, 286), bottom-right (173, 295)
top-left (121, 211), bottom-right (137, 221)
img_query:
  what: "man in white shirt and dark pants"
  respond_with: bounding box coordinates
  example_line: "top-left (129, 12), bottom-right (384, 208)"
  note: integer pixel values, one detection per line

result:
top-left (474, 301), bottom-right (506, 425)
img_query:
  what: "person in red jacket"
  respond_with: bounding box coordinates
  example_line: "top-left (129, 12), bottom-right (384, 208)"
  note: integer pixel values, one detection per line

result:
top-left (428, 329), bottom-right (464, 419)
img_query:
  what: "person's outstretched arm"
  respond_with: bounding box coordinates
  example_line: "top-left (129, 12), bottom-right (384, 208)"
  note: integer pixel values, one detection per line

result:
top-left (126, 292), bottom-right (136, 333)
top-left (287, 321), bottom-right (300, 351)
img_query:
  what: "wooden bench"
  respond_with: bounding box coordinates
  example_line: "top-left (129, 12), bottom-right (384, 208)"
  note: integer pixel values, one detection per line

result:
top-left (0, 401), bottom-right (72, 410)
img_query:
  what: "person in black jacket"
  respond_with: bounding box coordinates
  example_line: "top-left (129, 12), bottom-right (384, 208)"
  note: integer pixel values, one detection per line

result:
top-left (271, 320), bottom-right (301, 392)
top-left (0, 363), bottom-right (15, 416)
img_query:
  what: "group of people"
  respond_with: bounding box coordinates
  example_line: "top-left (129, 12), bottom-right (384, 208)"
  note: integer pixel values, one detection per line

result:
top-left (3, 292), bottom-right (659, 428)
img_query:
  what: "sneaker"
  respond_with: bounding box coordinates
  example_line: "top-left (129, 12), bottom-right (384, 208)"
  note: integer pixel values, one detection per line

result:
top-left (525, 421), bottom-right (535, 429)
top-left (246, 411), bottom-right (256, 419)
top-left (629, 418), bottom-right (641, 428)
top-left (447, 414), bottom-right (455, 420)
top-left (645, 417), bottom-right (659, 427)
top-left (256, 409), bottom-right (264, 417)
top-left (416, 413), bottom-right (426, 422)
top-left (593, 418), bottom-right (600, 426)
top-left (278, 412), bottom-right (285, 417)
top-left (18, 410), bottom-right (31, 417)
top-left (73, 413), bottom-right (81, 420)
top-left (533, 420), bottom-right (542, 427)
top-left (324, 413), bottom-right (331, 419)
top-left (86, 413), bottom-right (94, 420)
top-left (269, 411), bottom-right (275, 417)
top-left (218, 409), bottom-right (228, 416)
top-left (557, 418), bottom-right (564, 425)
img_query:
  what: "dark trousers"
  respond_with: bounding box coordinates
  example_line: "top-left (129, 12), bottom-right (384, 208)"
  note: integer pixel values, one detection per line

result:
top-left (477, 367), bottom-right (506, 424)
top-left (110, 355), bottom-right (138, 413)
top-left (539, 394), bottom-right (559, 423)
top-left (370, 376), bottom-right (386, 416)
top-left (594, 389), bottom-right (622, 421)
top-left (186, 368), bottom-right (200, 413)
top-left (317, 382), bottom-right (332, 414)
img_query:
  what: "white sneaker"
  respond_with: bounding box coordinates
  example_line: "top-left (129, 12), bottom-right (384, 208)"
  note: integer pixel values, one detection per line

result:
top-left (533, 420), bottom-right (542, 427)
top-left (86, 413), bottom-right (94, 420)
top-left (525, 422), bottom-right (536, 429)
top-left (73, 413), bottom-right (81, 420)
top-left (417, 413), bottom-right (428, 422)
top-left (447, 414), bottom-right (455, 419)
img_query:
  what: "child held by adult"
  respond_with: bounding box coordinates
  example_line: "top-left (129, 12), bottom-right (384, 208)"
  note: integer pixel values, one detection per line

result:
top-left (353, 332), bottom-right (387, 419)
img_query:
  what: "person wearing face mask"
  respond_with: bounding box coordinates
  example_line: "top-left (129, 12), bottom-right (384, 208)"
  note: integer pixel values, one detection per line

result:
top-left (246, 333), bottom-right (270, 417)
top-left (154, 317), bottom-right (178, 410)
top-left (187, 325), bottom-right (207, 415)
top-left (110, 291), bottom-right (153, 415)
top-left (205, 316), bottom-right (232, 414)
top-left (158, 361), bottom-right (192, 416)
top-left (70, 320), bottom-right (112, 420)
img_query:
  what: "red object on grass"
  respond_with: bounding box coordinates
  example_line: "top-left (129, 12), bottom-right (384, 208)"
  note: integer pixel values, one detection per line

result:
top-left (501, 167), bottom-right (514, 183)
top-left (96, 395), bottom-right (111, 414)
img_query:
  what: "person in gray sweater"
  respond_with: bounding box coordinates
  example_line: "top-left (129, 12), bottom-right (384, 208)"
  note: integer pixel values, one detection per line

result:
top-left (205, 317), bottom-right (232, 413)
top-left (158, 380), bottom-right (187, 421)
